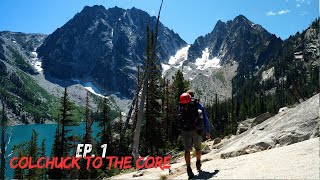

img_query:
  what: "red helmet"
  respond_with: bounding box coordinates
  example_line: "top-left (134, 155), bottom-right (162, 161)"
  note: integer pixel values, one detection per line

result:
top-left (180, 93), bottom-right (191, 104)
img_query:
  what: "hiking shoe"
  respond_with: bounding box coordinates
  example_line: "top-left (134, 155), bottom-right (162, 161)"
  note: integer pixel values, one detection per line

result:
top-left (196, 160), bottom-right (202, 171)
top-left (187, 166), bottom-right (194, 179)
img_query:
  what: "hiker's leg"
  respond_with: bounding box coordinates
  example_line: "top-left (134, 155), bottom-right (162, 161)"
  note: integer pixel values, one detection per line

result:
top-left (196, 149), bottom-right (201, 160)
top-left (185, 150), bottom-right (194, 178)
top-left (184, 150), bottom-right (191, 166)
top-left (184, 131), bottom-right (195, 178)
top-left (194, 133), bottom-right (203, 170)
top-left (194, 132), bottom-right (202, 161)
top-left (182, 131), bottom-right (192, 166)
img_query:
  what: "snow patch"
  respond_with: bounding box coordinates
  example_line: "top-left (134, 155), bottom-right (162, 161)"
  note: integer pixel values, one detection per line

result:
top-left (295, 55), bottom-right (303, 59)
top-left (31, 51), bottom-right (37, 58)
top-left (195, 48), bottom-right (221, 70)
top-left (294, 51), bottom-right (303, 60)
top-left (34, 61), bottom-right (43, 72)
top-left (72, 79), bottom-right (106, 98)
top-left (261, 67), bottom-right (274, 81)
top-left (162, 45), bottom-right (190, 77)
top-left (161, 63), bottom-right (170, 77)
top-left (82, 82), bottom-right (105, 98)
top-left (168, 45), bottom-right (190, 65)
top-left (30, 51), bottom-right (43, 72)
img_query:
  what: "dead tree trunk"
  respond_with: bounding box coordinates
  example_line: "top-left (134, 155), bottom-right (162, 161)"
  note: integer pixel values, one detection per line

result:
top-left (124, 66), bottom-right (141, 132)
top-left (132, 0), bottom-right (163, 161)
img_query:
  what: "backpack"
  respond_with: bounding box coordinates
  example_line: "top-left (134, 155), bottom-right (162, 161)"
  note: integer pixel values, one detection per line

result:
top-left (178, 99), bottom-right (204, 132)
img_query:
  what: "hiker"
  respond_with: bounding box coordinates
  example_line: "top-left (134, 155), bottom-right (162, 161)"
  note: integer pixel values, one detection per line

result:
top-left (178, 90), bottom-right (210, 178)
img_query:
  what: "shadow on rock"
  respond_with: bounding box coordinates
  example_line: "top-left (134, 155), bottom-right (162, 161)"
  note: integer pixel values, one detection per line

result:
top-left (192, 170), bottom-right (219, 179)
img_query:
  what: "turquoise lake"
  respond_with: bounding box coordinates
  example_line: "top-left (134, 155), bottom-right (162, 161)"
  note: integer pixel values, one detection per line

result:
top-left (4, 123), bottom-right (100, 178)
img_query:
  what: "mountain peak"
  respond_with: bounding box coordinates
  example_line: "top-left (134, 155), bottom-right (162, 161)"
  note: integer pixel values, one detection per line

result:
top-left (82, 5), bottom-right (106, 12)
top-left (234, 14), bottom-right (249, 22)
top-left (216, 20), bottom-right (224, 26)
top-left (187, 14), bottom-right (279, 66)
top-left (37, 5), bottom-right (187, 98)
top-left (108, 6), bottom-right (126, 11)
top-left (214, 20), bottom-right (226, 29)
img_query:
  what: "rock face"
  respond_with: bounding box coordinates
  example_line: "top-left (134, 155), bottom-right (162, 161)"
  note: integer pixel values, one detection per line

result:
top-left (0, 32), bottom-right (52, 124)
top-left (187, 15), bottom-right (282, 67)
top-left (163, 15), bottom-right (283, 101)
top-left (217, 93), bottom-right (319, 158)
top-left (236, 118), bottom-right (254, 135)
top-left (251, 112), bottom-right (274, 127)
top-left (236, 113), bottom-right (274, 135)
top-left (282, 19), bottom-right (319, 66)
top-left (213, 137), bottom-right (222, 145)
top-left (37, 5), bottom-right (186, 98)
top-left (0, 31), bottom-right (46, 74)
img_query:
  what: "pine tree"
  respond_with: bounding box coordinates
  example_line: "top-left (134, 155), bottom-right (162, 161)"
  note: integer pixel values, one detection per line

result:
top-left (97, 97), bottom-right (113, 172)
top-left (40, 139), bottom-right (47, 179)
top-left (162, 79), bottom-right (170, 142)
top-left (26, 130), bottom-right (40, 179)
top-left (172, 70), bottom-right (190, 103)
top-left (48, 87), bottom-right (76, 179)
top-left (117, 109), bottom-right (126, 155)
top-left (70, 135), bottom-right (80, 179)
top-left (47, 122), bottom-right (61, 178)
top-left (99, 97), bottom-right (112, 153)
top-left (143, 27), bottom-right (164, 155)
top-left (79, 91), bottom-right (94, 179)
top-left (84, 91), bottom-right (94, 146)
top-left (13, 144), bottom-right (27, 179)
top-left (0, 99), bottom-right (6, 179)
top-left (60, 87), bottom-right (75, 157)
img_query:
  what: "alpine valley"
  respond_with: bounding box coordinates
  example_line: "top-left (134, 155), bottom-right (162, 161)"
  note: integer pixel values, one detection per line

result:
top-left (0, 5), bottom-right (319, 125)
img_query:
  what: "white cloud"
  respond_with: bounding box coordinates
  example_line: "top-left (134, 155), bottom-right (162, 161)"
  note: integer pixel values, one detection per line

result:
top-left (278, 9), bottom-right (290, 14)
top-left (296, 0), bottom-right (311, 6)
top-left (267, 9), bottom-right (290, 16)
top-left (267, 11), bottom-right (277, 16)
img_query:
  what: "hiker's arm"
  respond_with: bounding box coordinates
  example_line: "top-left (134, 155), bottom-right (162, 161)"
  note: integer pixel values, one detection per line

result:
top-left (199, 104), bottom-right (210, 133)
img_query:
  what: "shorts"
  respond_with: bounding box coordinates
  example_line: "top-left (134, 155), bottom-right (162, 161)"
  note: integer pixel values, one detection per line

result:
top-left (182, 130), bottom-right (202, 151)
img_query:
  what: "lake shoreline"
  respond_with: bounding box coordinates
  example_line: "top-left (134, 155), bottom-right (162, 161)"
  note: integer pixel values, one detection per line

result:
top-left (8, 119), bottom-right (57, 127)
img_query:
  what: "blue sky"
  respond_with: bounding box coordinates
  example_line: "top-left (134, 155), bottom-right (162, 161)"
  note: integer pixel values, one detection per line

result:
top-left (0, 0), bottom-right (318, 44)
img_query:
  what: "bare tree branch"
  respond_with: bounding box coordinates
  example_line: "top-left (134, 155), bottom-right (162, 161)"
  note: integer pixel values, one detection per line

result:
top-left (132, 0), bottom-right (164, 161)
